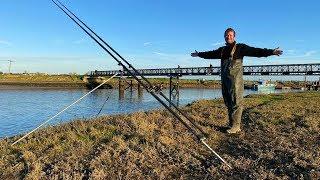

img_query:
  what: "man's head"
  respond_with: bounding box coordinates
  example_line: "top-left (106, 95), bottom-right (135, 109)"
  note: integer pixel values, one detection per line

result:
top-left (224, 28), bottom-right (236, 44)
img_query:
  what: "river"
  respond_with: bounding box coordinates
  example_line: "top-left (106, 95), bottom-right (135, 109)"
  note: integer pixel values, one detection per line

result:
top-left (0, 86), bottom-right (297, 138)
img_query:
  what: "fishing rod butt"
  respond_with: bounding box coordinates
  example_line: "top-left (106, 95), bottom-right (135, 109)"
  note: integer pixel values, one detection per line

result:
top-left (200, 138), bottom-right (232, 169)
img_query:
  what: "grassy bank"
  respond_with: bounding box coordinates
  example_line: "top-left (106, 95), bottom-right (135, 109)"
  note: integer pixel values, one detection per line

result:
top-left (0, 92), bottom-right (319, 179)
top-left (0, 74), bottom-right (87, 88)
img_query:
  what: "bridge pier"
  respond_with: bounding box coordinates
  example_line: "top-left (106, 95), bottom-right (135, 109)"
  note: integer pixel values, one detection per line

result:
top-left (118, 76), bottom-right (144, 100)
top-left (123, 79), bottom-right (134, 92)
top-left (137, 81), bottom-right (143, 98)
top-left (169, 76), bottom-right (180, 106)
top-left (119, 77), bottom-right (125, 100)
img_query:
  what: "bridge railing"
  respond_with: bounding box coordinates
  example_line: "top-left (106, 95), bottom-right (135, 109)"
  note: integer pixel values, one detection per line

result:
top-left (243, 63), bottom-right (320, 75)
top-left (88, 63), bottom-right (320, 76)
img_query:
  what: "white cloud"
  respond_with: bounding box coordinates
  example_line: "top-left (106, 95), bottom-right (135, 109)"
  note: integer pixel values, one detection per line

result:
top-left (304, 50), bottom-right (317, 57)
top-left (0, 55), bottom-right (117, 74)
top-left (276, 50), bottom-right (318, 59)
top-left (211, 42), bottom-right (224, 46)
top-left (0, 40), bottom-right (12, 46)
top-left (143, 42), bottom-right (152, 46)
top-left (73, 38), bottom-right (86, 44)
top-left (143, 40), bottom-right (169, 47)
top-left (127, 51), bottom-right (218, 69)
top-left (53, 39), bottom-right (64, 45)
top-left (286, 49), bottom-right (296, 55)
top-left (153, 52), bottom-right (168, 56)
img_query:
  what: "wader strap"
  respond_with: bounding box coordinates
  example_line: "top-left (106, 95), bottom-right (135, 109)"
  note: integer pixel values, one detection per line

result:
top-left (230, 43), bottom-right (237, 60)
top-left (221, 47), bottom-right (225, 59)
top-left (220, 43), bottom-right (237, 60)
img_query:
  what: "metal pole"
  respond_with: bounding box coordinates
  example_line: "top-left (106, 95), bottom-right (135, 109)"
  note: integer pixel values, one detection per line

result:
top-left (176, 76), bottom-right (180, 106)
top-left (8, 60), bottom-right (12, 74)
top-left (169, 76), bottom-right (172, 105)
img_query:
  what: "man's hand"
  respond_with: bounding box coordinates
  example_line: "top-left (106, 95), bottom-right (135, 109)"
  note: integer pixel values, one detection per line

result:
top-left (191, 50), bottom-right (199, 57)
top-left (273, 47), bottom-right (283, 56)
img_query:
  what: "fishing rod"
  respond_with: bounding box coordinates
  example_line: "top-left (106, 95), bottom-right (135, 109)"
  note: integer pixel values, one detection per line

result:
top-left (54, 0), bottom-right (207, 137)
top-left (51, 0), bottom-right (201, 140)
top-left (51, 0), bottom-right (231, 168)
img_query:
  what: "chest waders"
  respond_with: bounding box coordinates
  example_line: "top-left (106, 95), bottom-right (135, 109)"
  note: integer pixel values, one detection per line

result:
top-left (221, 43), bottom-right (244, 132)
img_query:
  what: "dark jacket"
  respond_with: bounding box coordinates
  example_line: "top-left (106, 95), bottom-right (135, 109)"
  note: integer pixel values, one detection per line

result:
top-left (198, 42), bottom-right (274, 80)
top-left (197, 42), bottom-right (274, 60)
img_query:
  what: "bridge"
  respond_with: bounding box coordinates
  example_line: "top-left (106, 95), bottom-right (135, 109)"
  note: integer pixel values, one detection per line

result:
top-left (86, 63), bottom-right (320, 102)
top-left (89, 63), bottom-right (320, 77)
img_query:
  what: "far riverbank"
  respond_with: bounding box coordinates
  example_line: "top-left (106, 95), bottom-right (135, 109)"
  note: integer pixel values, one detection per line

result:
top-left (0, 73), bottom-right (310, 89)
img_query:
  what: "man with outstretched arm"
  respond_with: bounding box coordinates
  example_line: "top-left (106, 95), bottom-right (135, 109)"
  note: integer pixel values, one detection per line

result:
top-left (191, 28), bottom-right (283, 134)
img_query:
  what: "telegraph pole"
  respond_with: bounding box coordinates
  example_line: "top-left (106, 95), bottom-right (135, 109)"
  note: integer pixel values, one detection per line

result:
top-left (8, 60), bottom-right (14, 73)
top-left (0, 60), bottom-right (14, 73)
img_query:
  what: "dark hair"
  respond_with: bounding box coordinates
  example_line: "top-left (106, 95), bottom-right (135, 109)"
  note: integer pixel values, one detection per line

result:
top-left (224, 28), bottom-right (236, 36)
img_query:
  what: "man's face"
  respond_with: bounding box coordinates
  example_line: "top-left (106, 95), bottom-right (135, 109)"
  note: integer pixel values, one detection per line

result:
top-left (224, 31), bottom-right (235, 44)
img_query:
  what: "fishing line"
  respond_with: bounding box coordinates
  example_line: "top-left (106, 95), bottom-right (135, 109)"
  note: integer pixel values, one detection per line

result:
top-left (95, 91), bottom-right (111, 118)
top-left (11, 74), bottom-right (117, 146)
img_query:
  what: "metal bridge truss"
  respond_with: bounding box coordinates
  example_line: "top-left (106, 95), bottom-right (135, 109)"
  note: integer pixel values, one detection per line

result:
top-left (89, 63), bottom-right (320, 77)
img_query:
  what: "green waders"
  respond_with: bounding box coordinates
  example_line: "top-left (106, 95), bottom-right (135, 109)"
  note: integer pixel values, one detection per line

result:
top-left (221, 44), bottom-right (243, 133)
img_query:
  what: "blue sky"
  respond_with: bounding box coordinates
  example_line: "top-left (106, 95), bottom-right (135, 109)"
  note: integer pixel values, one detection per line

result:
top-left (0, 0), bottom-right (319, 74)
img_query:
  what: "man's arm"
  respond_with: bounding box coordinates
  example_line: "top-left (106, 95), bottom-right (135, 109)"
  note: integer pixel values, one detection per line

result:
top-left (240, 44), bottom-right (282, 57)
top-left (191, 47), bottom-right (222, 59)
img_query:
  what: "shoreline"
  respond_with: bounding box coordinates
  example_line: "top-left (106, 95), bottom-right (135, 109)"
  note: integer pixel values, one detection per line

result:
top-left (0, 74), bottom-right (314, 90)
